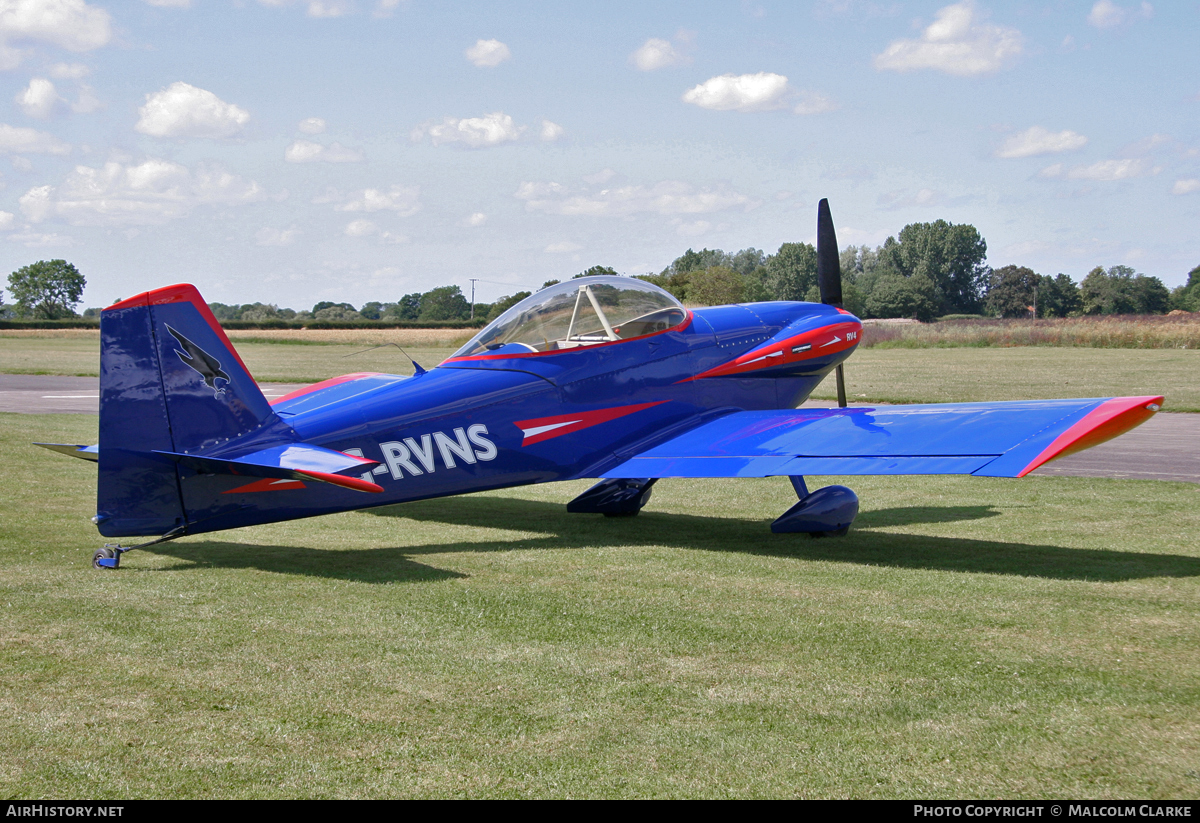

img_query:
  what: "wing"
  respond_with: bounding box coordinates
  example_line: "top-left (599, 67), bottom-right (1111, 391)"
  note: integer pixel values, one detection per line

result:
top-left (603, 396), bottom-right (1162, 479)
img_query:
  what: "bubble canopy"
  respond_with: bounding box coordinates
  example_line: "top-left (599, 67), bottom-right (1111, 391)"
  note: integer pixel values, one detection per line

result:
top-left (452, 276), bottom-right (688, 358)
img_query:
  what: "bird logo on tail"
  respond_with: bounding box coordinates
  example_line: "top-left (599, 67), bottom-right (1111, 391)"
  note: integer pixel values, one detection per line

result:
top-left (166, 324), bottom-right (230, 397)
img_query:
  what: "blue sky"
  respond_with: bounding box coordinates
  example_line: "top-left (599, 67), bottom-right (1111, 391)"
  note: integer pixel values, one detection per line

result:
top-left (0, 0), bottom-right (1195, 310)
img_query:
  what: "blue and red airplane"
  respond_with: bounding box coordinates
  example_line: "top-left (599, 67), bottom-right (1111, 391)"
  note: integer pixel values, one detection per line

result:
top-left (39, 201), bottom-right (1163, 568)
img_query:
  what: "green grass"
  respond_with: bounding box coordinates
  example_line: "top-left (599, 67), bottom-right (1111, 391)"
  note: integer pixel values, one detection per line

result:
top-left (3, 413), bottom-right (1198, 798)
top-left (811, 347), bottom-right (1200, 412)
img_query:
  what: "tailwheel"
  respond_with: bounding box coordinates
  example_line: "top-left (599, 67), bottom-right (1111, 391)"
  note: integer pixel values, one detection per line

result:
top-left (92, 547), bottom-right (119, 569)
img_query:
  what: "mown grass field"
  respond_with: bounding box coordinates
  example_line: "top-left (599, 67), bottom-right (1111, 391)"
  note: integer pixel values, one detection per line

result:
top-left (1, 412), bottom-right (1198, 798)
top-left (3, 329), bottom-right (1197, 410)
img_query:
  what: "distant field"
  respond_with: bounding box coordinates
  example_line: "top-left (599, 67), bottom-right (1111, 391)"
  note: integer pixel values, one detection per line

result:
top-left (0, 329), bottom-right (456, 384)
top-left (864, 313), bottom-right (1200, 350)
top-left (3, 329), bottom-right (1196, 411)
top-left (2, 412), bottom-right (1197, 798)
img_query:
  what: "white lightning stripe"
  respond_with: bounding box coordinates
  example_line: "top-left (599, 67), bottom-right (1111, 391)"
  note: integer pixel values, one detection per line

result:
top-left (819, 335), bottom-right (842, 348)
top-left (521, 420), bottom-right (581, 439)
top-left (743, 350), bottom-right (784, 366)
top-left (42, 395), bottom-right (99, 398)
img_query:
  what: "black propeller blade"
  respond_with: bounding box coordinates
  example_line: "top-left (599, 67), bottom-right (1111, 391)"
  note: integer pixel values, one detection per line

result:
top-left (816, 198), bottom-right (843, 309)
top-left (816, 198), bottom-right (848, 408)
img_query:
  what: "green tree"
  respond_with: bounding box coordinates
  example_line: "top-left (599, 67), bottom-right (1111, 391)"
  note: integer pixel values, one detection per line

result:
top-left (879, 221), bottom-right (990, 314)
top-left (314, 306), bottom-right (362, 321)
top-left (359, 301), bottom-right (383, 320)
top-left (8, 259), bottom-right (86, 319)
top-left (686, 266), bottom-right (744, 306)
top-left (1171, 265), bottom-right (1200, 312)
top-left (418, 285), bottom-right (470, 321)
top-left (729, 247), bottom-right (766, 276)
top-left (486, 291), bottom-right (532, 321)
top-left (763, 242), bottom-right (818, 301)
top-left (1036, 274), bottom-right (1082, 318)
top-left (864, 273), bottom-right (940, 322)
top-left (240, 303), bottom-right (281, 322)
top-left (635, 270), bottom-right (691, 302)
top-left (1081, 266), bottom-right (1171, 315)
top-left (312, 301), bottom-right (356, 315)
top-left (986, 265), bottom-right (1039, 318)
top-left (574, 265), bottom-right (618, 279)
top-left (384, 293), bottom-right (421, 321)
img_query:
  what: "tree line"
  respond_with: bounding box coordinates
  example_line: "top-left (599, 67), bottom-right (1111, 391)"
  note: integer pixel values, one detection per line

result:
top-left (5, 225), bottom-right (1200, 323)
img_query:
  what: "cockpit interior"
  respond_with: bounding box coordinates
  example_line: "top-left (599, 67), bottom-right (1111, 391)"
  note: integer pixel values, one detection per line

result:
top-left (453, 276), bottom-right (688, 358)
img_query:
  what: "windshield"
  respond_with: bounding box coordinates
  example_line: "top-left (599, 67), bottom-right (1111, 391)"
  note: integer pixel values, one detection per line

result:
top-left (453, 276), bottom-right (687, 358)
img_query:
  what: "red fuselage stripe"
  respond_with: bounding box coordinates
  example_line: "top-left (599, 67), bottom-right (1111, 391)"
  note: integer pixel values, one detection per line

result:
top-left (515, 400), bottom-right (669, 445)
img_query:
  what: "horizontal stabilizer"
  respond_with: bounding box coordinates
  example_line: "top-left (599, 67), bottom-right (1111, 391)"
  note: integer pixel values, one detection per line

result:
top-left (603, 397), bottom-right (1163, 479)
top-left (153, 442), bottom-right (383, 493)
top-left (34, 442), bottom-right (99, 462)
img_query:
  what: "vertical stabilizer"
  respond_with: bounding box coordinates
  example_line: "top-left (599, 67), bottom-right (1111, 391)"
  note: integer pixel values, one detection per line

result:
top-left (97, 284), bottom-right (277, 537)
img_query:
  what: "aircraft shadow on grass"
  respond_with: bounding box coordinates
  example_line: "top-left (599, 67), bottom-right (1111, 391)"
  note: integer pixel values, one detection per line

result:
top-left (146, 495), bottom-right (1200, 584)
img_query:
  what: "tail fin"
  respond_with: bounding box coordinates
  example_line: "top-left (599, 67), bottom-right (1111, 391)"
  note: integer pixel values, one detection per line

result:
top-left (97, 284), bottom-right (277, 537)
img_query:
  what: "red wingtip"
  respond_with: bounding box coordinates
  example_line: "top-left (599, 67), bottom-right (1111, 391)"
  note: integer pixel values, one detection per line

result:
top-left (1017, 396), bottom-right (1164, 477)
top-left (296, 470), bottom-right (384, 493)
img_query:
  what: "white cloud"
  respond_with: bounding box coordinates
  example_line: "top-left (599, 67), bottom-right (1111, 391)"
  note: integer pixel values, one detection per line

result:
top-left (334, 185), bottom-right (421, 215)
top-left (631, 38), bottom-right (682, 71)
top-left (1172, 179), bottom-right (1200, 195)
top-left (7, 228), bottom-right (72, 247)
top-left (135, 82), bottom-right (250, 139)
top-left (583, 168), bottom-right (615, 185)
top-left (0, 0), bottom-right (111, 67)
top-left (143, 0), bottom-right (191, 7)
top-left (20, 157), bottom-right (263, 225)
top-left (1087, 1), bottom-right (1153, 29)
top-left (412, 111), bottom-right (524, 148)
top-left (874, 2), bottom-right (1023, 76)
top-left (297, 116), bottom-right (325, 134)
top-left (793, 91), bottom-right (837, 115)
top-left (0, 122), bottom-right (69, 153)
top-left (543, 241), bottom-right (581, 253)
top-left (0, 210), bottom-right (13, 228)
top-left (673, 219), bottom-right (711, 237)
top-left (374, 0), bottom-right (400, 17)
top-left (256, 226), bottom-right (299, 246)
top-left (344, 218), bottom-right (376, 237)
top-left (516, 179), bottom-right (753, 218)
top-left (306, 0), bottom-right (353, 16)
top-left (878, 187), bottom-right (944, 210)
top-left (996, 126), bottom-right (1088, 159)
top-left (15, 77), bottom-right (58, 117)
top-left (48, 62), bottom-right (88, 79)
top-left (682, 72), bottom-right (791, 112)
top-left (539, 120), bottom-right (563, 142)
top-left (343, 218), bottom-right (405, 243)
top-left (465, 38), bottom-right (510, 68)
top-left (284, 139), bottom-right (363, 163)
top-left (463, 212), bottom-right (487, 227)
top-left (1040, 158), bottom-right (1156, 181)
